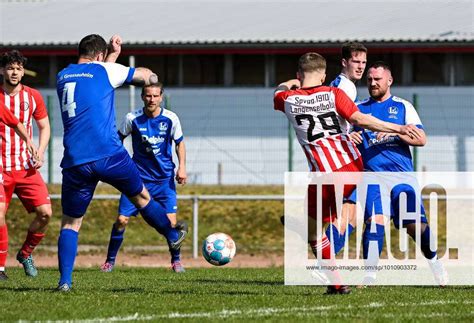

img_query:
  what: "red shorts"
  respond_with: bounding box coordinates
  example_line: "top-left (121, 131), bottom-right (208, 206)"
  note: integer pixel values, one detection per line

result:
top-left (308, 158), bottom-right (363, 223)
top-left (3, 168), bottom-right (50, 213)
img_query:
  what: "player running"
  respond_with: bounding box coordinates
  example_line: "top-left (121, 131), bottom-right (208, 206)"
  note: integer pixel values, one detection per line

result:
top-left (349, 61), bottom-right (448, 286)
top-left (100, 83), bottom-right (187, 273)
top-left (274, 52), bottom-right (416, 294)
top-left (0, 50), bottom-right (50, 279)
top-left (55, 34), bottom-right (187, 291)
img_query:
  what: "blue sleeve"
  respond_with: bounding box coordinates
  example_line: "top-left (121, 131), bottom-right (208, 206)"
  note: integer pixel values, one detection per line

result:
top-left (125, 67), bottom-right (135, 84)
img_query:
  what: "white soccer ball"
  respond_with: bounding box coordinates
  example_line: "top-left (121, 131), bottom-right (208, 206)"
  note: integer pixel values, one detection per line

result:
top-left (202, 232), bottom-right (236, 266)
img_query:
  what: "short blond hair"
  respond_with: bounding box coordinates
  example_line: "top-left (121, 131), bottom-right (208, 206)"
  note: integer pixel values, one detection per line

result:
top-left (298, 52), bottom-right (326, 74)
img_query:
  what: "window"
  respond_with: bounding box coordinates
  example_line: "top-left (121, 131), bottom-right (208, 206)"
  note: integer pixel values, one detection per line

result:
top-left (233, 55), bottom-right (265, 86)
top-left (456, 53), bottom-right (474, 85)
top-left (136, 55), bottom-right (179, 86)
top-left (413, 53), bottom-right (446, 85)
top-left (183, 55), bottom-right (224, 85)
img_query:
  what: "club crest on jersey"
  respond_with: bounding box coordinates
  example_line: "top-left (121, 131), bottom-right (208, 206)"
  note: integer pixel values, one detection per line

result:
top-left (20, 102), bottom-right (29, 111)
top-left (159, 122), bottom-right (168, 133)
top-left (388, 106), bottom-right (398, 119)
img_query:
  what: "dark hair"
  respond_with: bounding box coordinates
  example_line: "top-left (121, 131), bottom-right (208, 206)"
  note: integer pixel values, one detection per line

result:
top-left (1, 50), bottom-right (27, 68)
top-left (298, 52), bottom-right (326, 74)
top-left (78, 34), bottom-right (108, 59)
top-left (341, 42), bottom-right (367, 61)
top-left (141, 83), bottom-right (164, 96)
top-left (368, 61), bottom-right (392, 72)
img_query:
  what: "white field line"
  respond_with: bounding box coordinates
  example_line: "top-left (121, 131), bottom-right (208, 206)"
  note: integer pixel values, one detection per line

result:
top-left (20, 300), bottom-right (474, 322)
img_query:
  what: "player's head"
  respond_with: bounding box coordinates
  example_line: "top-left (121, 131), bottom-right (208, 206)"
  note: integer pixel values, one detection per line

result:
top-left (297, 52), bottom-right (326, 84)
top-left (1, 50), bottom-right (27, 87)
top-left (78, 34), bottom-right (108, 62)
top-left (141, 83), bottom-right (164, 115)
top-left (367, 61), bottom-right (393, 101)
top-left (341, 42), bottom-right (367, 82)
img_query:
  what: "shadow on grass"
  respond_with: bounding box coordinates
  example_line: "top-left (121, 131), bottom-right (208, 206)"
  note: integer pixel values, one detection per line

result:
top-left (184, 278), bottom-right (283, 286)
top-left (0, 286), bottom-right (57, 292)
top-left (160, 289), bottom-right (262, 296)
top-left (109, 287), bottom-right (146, 293)
top-left (410, 285), bottom-right (474, 290)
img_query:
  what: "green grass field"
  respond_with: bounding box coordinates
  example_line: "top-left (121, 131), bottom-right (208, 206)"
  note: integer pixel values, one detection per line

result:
top-left (1, 267), bottom-right (472, 322)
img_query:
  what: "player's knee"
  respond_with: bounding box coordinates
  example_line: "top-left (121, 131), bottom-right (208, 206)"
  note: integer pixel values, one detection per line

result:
top-left (130, 187), bottom-right (151, 209)
top-left (116, 216), bottom-right (129, 230)
top-left (36, 207), bottom-right (52, 225)
top-left (404, 222), bottom-right (427, 238)
top-left (167, 213), bottom-right (177, 228)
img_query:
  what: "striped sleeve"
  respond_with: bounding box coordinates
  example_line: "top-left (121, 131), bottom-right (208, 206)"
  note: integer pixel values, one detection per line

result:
top-left (0, 104), bottom-right (20, 128)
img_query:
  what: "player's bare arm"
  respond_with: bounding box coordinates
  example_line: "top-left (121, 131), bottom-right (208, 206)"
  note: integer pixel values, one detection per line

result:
top-left (14, 122), bottom-right (38, 160)
top-left (105, 35), bottom-right (122, 63)
top-left (175, 141), bottom-right (187, 185)
top-left (33, 117), bottom-right (51, 169)
top-left (132, 68), bottom-right (159, 86)
top-left (275, 79), bottom-right (301, 93)
top-left (349, 111), bottom-right (414, 135)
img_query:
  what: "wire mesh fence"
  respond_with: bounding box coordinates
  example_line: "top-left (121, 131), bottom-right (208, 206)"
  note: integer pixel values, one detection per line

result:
top-left (38, 86), bottom-right (474, 184)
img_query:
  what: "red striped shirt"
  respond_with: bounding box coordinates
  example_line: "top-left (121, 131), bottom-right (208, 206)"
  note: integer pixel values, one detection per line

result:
top-left (274, 86), bottom-right (361, 172)
top-left (0, 85), bottom-right (47, 171)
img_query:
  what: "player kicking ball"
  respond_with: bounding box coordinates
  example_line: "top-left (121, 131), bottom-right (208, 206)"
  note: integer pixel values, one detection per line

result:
top-left (55, 34), bottom-right (187, 292)
top-left (100, 83), bottom-right (187, 273)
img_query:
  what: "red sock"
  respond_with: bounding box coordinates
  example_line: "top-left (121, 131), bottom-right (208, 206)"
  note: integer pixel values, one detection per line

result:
top-left (20, 231), bottom-right (45, 258)
top-left (310, 236), bottom-right (342, 288)
top-left (0, 225), bottom-right (8, 268)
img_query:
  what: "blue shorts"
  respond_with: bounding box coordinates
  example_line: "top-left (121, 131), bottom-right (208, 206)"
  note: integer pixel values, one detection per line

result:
top-left (119, 177), bottom-right (177, 217)
top-left (363, 183), bottom-right (427, 229)
top-left (62, 149), bottom-right (143, 218)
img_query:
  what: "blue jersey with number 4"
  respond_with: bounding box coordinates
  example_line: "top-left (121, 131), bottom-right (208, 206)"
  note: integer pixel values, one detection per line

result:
top-left (56, 62), bottom-right (135, 168)
top-left (354, 96), bottom-right (423, 172)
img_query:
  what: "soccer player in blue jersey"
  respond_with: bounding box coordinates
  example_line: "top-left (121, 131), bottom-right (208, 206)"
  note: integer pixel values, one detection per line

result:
top-left (55, 34), bottom-right (187, 291)
top-left (349, 61), bottom-right (448, 286)
top-left (100, 83), bottom-right (187, 273)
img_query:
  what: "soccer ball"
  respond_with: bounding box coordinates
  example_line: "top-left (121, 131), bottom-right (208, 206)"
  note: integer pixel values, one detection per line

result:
top-left (202, 232), bottom-right (236, 266)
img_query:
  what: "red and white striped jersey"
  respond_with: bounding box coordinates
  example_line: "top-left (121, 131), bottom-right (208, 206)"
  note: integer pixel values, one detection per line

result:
top-left (274, 85), bottom-right (361, 172)
top-left (0, 85), bottom-right (48, 171)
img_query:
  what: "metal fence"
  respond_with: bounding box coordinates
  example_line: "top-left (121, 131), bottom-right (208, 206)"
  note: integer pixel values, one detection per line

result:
top-left (37, 86), bottom-right (474, 184)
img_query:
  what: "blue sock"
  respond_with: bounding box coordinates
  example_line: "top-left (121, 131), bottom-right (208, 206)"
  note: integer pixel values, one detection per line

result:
top-left (58, 229), bottom-right (79, 286)
top-left (139, 200), bottom-right (178, 242)
top-left (170, 247), bottom-right (181, 263)
top-left (106, 224), bottom-right (125, 264)
top-left (363, 223), bottom-right (385, 259)
top-left (326, 224), bottom-right (354, 255)
top-left (418, 226), bottom-right (437, 259)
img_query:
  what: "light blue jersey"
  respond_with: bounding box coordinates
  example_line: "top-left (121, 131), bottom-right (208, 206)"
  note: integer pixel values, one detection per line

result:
top-left (57, 62), bottom-right (135, 168)
top-left (119, 108), bottom-right (183, 182)
top-left (354, 96), bottom-right (423, 172)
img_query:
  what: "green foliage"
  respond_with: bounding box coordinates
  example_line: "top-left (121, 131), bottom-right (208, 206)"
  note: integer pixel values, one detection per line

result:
top-left (0, 268), bottom-right (472, 321)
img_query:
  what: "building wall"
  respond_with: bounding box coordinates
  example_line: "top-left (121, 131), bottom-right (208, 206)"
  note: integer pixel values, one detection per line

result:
top-left (14, 52), bottom-right (474, 88)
